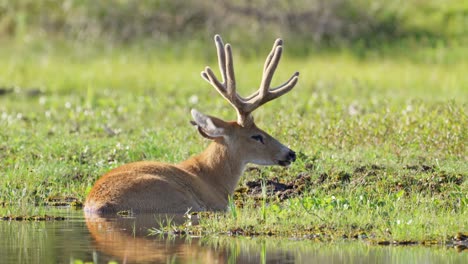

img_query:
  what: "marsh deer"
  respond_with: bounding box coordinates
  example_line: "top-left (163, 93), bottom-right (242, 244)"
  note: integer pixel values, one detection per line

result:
top-left (84, 35), bottom-right (299, 214)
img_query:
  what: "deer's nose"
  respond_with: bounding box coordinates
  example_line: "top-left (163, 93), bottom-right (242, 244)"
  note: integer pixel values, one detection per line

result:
top-left (288, 150), bottom-right (296, 162)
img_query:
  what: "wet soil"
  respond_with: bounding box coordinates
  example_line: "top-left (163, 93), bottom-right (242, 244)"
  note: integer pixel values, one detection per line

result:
top-left (235, 163), bottom-right (466, 203)
top-left (1, 215), bottom-right (66, 221)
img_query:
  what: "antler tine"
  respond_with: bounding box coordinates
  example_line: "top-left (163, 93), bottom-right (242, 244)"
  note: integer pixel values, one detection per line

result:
top-left (214, 35), bottom-right (228, 86)
top-left (263, 39), bottom-right (283, 74)
top-left (224, 43), bottom-right (237, 99)
top-left (242, 39), bottom-right (299, 113)
top-left (244, 71), bottom-right (299, 105)
top-left (201, 35), bottom-right (228, 92)
top-left (259, 43), bottom-right (283, 98)
top-left (240, 39), bottom-right (283, 102)
top-left (201, 35), bottom-right (246, 123)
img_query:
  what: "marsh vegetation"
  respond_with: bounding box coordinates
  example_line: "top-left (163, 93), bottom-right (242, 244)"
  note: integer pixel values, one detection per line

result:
top-left (0, 0), bottom-right (466, 248)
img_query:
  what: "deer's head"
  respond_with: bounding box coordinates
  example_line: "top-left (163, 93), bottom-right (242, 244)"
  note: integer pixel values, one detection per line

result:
top-left (191, 35), bottom-right (299, 167)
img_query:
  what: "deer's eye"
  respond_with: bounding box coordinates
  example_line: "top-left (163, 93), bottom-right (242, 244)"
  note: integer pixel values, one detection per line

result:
top-left (251, 134), bottom-right (264, 144)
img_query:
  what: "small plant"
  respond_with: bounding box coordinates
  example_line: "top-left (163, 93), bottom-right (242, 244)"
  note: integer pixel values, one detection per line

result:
top-left (261, 181), bottom-right (267, 222)
top-left (132, 220), bottom-right (136, 238)
top-left (228, 195), bottom-right (238, 221)
top-left (148, 215), bottom-right (178, 236)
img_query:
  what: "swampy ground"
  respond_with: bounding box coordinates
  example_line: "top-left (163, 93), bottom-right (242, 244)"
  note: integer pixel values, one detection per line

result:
top-left (0, 0), bottom-right (467, 248)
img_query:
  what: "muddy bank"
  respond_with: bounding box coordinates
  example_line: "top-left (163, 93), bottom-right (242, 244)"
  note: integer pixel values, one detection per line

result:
top-left (236, 163), bottom-right (466, 204)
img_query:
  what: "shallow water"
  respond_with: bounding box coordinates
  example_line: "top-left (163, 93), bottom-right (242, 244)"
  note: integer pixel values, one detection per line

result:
top-left (0, 208), bottom-right (465, 264)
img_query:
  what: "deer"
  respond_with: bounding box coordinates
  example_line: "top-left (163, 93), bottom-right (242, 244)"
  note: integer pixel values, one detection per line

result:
top-left (84, 35), bottom-right (299, 214)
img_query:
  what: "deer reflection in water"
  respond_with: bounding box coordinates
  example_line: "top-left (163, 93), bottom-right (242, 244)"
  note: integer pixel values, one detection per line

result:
top-left (84, 212), bottom-right (227, 263)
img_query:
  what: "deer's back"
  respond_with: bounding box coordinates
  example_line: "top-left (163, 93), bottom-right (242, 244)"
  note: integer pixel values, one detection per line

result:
top-left (84, 161), bottom-right (207, 214)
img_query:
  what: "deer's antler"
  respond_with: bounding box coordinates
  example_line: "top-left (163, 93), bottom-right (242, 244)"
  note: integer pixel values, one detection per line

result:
top-left (201, 35), bottom-right (299, 126)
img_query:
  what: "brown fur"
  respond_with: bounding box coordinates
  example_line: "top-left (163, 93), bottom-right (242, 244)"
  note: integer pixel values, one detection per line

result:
top-left (86, 142), bottom-right (235, 213)
top-left (84, 120), bottom-right (294, 214)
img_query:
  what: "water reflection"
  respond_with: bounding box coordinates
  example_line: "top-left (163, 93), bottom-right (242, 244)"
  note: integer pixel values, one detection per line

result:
top-left (0, 208), bottom-right (465, 264)
top-left (84, 212), bottom-right (227, 263)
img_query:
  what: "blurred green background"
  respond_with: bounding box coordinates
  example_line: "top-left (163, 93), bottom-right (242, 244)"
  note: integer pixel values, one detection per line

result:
top-left (1, 0), bottom-right (467, 57)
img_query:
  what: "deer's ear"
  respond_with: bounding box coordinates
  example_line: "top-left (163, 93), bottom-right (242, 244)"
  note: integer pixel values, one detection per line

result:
top-left (190, 109), bottom-right (226, 139)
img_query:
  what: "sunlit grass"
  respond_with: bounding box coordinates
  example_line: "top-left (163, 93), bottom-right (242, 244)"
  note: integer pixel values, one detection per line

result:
top-left (0, 38), bottom-right (466, 242)
top-left (193, 189), bottom-right (465, 242)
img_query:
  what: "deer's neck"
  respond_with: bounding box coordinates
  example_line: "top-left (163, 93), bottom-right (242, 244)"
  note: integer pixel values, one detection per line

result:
top-left (178, 141), bottom-right (245, 200)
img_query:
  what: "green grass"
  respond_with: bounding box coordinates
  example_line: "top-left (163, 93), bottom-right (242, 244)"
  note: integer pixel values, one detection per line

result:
top-left (0, 37), bottom-right (466, 242)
